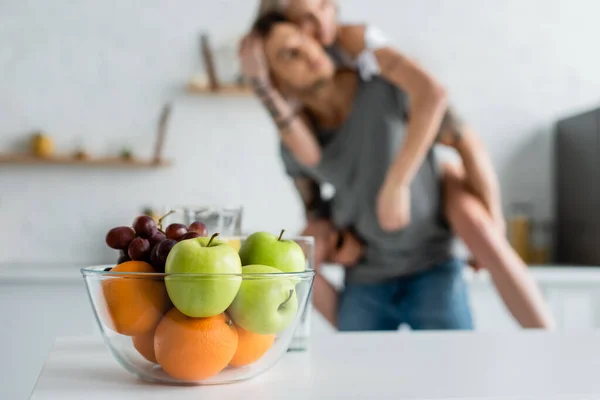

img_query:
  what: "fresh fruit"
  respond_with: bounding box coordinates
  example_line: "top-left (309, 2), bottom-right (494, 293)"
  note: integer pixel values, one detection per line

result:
top-left (101, 261), bottom-right (171, 336)
top-left (150, 239), bottom-right (176, 273)
top-left (133, 216), bottom-right (157, 238)
top-left (179, 231), bottom-right (201, 241)
top-left (227, 265), bottom-right (298, 335)
top-left (128, 237), bottom-right (151, 261)
top-left (165, 223), bottom-right (187, 240)
top-left (188, 221), bottom-right (208, 236)
top-left (229, 326), bottom-right (275, 367)
top-left (106, 227), bottom-right (136, 250)
top-left (149, 246), bottom-right (161, 271)
top-left (117, 250), bottom-right (131, 264)
top-left (154, 309), bottom-right (238, 381)
top-left (149, 230), bottom-right (166, 247)
top-left (133, 326), bottom-right (158, 363)
top-left (165, 234), bottom-right (242, 318)
top-left (238, 230), bottom-right (306, 273)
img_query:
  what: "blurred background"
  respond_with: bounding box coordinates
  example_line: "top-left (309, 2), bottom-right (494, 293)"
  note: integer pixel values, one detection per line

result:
top-left (2, 0), bottom-right (600, 265)
top-left (3, 0), bottom-right (600, 398)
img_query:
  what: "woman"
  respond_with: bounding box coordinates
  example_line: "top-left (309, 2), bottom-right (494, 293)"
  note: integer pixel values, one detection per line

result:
top-left (241, 0), bottom-right (554, 329)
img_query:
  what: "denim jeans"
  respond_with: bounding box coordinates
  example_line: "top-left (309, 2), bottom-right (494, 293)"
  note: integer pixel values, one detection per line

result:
top-left (337, 258), bottom-right (473, 331)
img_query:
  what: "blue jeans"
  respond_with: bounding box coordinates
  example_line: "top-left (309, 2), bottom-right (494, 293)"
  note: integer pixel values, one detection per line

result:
top-left (337, 258), bottom-right (473, 331)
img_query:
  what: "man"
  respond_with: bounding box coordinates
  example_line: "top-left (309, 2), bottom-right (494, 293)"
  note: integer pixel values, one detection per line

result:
top-left (252, 12), bottom-right (473, 331)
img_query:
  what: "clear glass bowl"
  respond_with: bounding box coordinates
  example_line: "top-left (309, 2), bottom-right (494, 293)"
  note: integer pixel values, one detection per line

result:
top-left (81, 265), bottom-right (315, 385)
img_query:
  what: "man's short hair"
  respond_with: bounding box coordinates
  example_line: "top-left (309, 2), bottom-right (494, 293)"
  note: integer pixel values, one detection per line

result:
top-left (253, 11), bottom-right (291, 38)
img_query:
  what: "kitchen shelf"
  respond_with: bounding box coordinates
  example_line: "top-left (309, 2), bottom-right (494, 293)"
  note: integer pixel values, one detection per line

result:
top-left (186, 80), bottom-right (252, 96)
top-left (0, 153), bottom-right (171, 168)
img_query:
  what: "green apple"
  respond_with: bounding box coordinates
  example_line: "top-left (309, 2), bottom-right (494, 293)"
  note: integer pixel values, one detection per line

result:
top-left (165, 234), bottom-right (242, 318)
top-left (238, 230), bottom-right (306, 272)
top-left (227, 264), bottom-right (298, 335)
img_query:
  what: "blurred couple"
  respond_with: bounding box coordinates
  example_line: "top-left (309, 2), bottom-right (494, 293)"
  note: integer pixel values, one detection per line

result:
top-left (239, 0), bottom-right (554, 331)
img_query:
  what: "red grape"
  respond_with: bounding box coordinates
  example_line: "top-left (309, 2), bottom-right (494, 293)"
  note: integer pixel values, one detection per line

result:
top-left (151, 239), bottom-right (176, 273)
top-left (165, 223), bottom-right (187, 240)
top-left (106, 226), bottom-right (135, 250)
top-left (132, 215), bottom-right (157, 238)
top-left (149, 245), bottom-right (161, 271)
top-left (179, 231), bottom-right (201, 241)
top-left (128, 237), bottom-right (151, 261)
top-left (149, 230), bottom-right (166, 247)
top-left (188, 221), bottom-right (208, 236)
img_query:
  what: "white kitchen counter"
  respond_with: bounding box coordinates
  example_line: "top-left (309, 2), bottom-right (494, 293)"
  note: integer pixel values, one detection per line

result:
top-left (31, 333), bottom-right (600, 399)
top-left (6, 264), bottom-right (600, 399)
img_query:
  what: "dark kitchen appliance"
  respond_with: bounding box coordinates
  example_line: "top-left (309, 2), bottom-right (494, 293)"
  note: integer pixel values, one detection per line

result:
top-left (555, 106), bottom-right (600, 265)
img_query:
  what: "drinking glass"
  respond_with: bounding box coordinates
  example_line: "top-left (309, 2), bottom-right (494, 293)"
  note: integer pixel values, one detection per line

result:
top-left (161, 205), bottom-right (243, 236)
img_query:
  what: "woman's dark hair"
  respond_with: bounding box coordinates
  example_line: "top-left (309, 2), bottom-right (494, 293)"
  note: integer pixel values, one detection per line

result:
top-left (253, 11), bottom-right (290, 38)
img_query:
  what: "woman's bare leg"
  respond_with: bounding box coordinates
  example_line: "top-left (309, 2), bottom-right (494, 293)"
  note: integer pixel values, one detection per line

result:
top-left (312, 274), bottom-right (339, 328)
top-left (438, 111), bottom-right (505, 233)
top-left (301, 220), bottom-right (340, 329)
top-left (443, 164), bottom-right (555, 329)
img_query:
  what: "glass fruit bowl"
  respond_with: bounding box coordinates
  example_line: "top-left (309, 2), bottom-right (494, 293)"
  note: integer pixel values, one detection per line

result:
top-left (81, 262), bottom-right (315, 385)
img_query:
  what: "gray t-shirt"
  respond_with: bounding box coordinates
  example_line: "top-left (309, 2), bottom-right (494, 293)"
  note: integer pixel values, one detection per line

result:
top-left (280, 75), bottom-right (455, 284)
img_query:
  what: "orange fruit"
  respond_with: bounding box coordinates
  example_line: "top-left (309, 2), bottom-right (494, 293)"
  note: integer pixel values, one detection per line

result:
top-left (101, 261), bottom-right (171, 336)
top-left (154, 309), bottom-right (238, 381)
top-left (229, 326), bottom-right (275, 367)
top-left (133, 326), bottom-right (158, 364)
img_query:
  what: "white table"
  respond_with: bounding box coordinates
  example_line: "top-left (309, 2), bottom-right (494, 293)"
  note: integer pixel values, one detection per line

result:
top-left (31, 332), bottom-right (600, 399)
top-left (8, 264), bottom-right (600, 399)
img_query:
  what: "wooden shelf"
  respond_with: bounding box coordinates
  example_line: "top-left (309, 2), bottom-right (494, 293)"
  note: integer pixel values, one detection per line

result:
top-left (0, 153), bottom-right (171, 168)
top-left (186, 80), bottom-right (252, 96)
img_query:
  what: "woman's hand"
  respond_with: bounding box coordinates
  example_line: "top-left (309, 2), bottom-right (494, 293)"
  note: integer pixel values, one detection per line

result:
top-left (300, 220), bottom-right (365, 268)
top-left (376, 180), bottom-right (411, 232)
top-left (238, 33), bottom-right (270, 87)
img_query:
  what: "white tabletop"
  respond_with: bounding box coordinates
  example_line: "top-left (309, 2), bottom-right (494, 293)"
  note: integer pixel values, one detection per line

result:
top-left (31, 332), bottom-right (600, 400)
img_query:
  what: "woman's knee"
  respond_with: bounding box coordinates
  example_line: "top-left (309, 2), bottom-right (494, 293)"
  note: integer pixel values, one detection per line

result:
top-left (443, 176), bottom-right (496, 238)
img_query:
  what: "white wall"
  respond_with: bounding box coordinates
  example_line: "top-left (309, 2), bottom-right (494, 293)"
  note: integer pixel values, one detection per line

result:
top-left (1, 0), bottom-right (600, 264)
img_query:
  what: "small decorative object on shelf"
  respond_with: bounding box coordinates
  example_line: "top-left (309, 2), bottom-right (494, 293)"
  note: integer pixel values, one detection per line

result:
top-left (508, 202), bottom-right (533, 264)
top-left (30, 131), bottom-right (54, 158)
top-left (200, 33), bottom-right (220, 91)
top-left (120, 146), bottom-right (133, 161)
top-left (187, 33), bottom-right (251, 96)
top-left (73, 148), bottom-right (90, 161)
top-left (530, 220), bottom-right (553, 265)
top-left (153, 102), bottom-right (171, 165)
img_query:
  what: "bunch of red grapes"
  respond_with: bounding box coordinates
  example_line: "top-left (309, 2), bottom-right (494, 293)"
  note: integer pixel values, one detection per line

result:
top-left (105, 216), bottom-right (208, 272)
